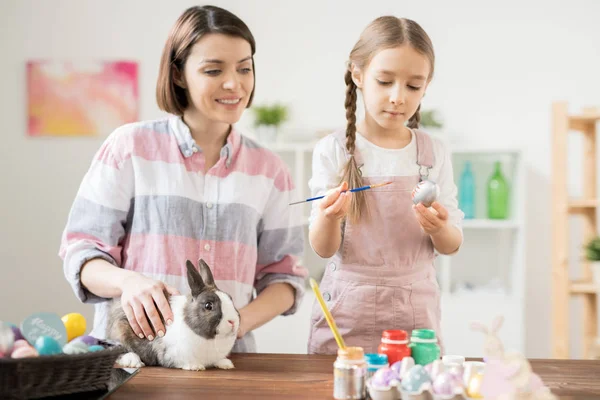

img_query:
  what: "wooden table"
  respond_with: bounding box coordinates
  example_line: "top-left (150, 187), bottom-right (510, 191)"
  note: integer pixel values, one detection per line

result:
top-left (107, 353), bottom-right (600, 399)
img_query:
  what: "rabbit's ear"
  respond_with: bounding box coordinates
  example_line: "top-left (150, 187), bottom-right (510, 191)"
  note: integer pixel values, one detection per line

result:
top-left (470, 321), bottom-right (488, 333)
top-left (491, 315), bottom-right (504, 334)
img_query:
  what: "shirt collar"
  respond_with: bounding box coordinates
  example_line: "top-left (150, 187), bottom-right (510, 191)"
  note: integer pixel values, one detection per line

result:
top-left (169, 116), bottom-right (239, 168)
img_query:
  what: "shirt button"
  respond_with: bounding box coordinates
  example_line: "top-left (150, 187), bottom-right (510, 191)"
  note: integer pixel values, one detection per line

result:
top-left (206, 202), bottom-right (213, 209)
top-left (328, 262), bottom-right (336, 272)
top-left (204, 244), bottom-right (211, 251)
top-left (323, 292), bottom-right (331, 301)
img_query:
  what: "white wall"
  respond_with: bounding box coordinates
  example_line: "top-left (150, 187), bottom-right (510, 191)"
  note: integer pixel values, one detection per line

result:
top-left (1, 0), bottom-right (599, 358)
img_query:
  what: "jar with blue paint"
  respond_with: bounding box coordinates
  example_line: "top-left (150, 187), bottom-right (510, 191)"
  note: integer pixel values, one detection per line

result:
top-left (364, 353), bottom-right (389, 381)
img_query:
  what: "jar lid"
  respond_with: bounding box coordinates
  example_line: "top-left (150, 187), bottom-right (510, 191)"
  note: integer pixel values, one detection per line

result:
top-left (382, 329), bottom-right (408, 341)
top-left (364, 353), bottom-right (388, 365)
top-left (337, 346), bottom-right (364, 361)
top-left (411, 329), bottom-right (436, 340)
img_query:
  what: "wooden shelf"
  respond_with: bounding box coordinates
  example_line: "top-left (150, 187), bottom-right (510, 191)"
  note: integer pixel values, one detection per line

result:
top-left (552, 101), bottom-right (599, 359)
top-left (570, 281), bottom-right (600, 294)
top-left (569, 199), bottom-right (599, 213)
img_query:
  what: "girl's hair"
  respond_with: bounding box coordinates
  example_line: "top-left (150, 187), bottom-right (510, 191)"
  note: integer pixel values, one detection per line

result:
top-left (156, 5), bottom-right (256, 115)
top-left (343, 16), bottom-right (435, 223)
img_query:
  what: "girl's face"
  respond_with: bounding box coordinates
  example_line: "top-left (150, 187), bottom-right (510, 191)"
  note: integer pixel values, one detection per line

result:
top-left (180, 33), bottom-right (254, 125)
top-left (352, 44), bottom-right (430, 131)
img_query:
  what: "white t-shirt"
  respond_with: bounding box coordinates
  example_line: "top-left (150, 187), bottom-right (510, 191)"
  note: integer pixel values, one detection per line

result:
top-left (308, 129), bottom-right (464, 251)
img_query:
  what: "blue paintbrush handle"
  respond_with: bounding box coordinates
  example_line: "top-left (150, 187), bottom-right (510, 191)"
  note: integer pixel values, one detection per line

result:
top-left (289, 184), bottom-right (374, 205)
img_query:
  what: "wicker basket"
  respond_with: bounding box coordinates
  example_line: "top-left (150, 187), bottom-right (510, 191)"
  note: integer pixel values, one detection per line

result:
top-left (0, 340), bottom-right (126, 399)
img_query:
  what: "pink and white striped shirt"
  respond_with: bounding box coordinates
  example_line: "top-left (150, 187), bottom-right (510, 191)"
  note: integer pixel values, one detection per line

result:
top-left (59, 116), bottom-right (308, 352)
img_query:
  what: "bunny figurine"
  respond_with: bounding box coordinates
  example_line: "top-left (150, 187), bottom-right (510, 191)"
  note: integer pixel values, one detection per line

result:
top-left (470, 316), bottom-right (557, 400)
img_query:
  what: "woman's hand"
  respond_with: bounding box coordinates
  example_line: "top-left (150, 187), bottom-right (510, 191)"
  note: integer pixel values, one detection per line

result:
top-left (120, 273), bottom-right (180, 340)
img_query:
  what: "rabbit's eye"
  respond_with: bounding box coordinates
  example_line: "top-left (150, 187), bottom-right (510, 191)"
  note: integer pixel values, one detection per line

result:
top-left (204, 302), bottom-right (213, 311)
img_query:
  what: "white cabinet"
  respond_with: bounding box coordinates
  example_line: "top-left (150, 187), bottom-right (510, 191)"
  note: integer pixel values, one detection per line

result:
top-left (256, 140), bottom-right (525, 357)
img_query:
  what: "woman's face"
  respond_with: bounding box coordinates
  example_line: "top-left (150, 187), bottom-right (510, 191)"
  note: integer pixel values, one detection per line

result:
top-left (181, 33), bottom-right (254, 125)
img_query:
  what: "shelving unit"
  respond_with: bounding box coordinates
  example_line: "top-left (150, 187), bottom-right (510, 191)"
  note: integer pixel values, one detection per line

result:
top-left (552, 102), bottom-right (600, 359)
top-left (257, 140), bottom-right (525, 356)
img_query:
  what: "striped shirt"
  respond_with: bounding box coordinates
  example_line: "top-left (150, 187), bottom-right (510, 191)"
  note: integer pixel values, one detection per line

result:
top-left (59, 116), bottom-right (308, 352)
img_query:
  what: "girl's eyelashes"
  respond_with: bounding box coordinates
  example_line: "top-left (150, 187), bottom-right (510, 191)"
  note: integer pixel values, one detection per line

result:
top-left (376, 79), bottom-right (392, 86)
top-left (375, 79), bottom-right (422, 91)
top-left (408, 85), bottom-right (421, 91)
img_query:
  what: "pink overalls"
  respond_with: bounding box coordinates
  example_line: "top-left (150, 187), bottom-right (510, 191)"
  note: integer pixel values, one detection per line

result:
top-left (308, 129), bottom-right (443, 355)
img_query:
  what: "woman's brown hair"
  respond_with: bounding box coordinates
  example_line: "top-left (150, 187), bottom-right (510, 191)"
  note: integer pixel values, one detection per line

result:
top-left (343, 16), bottom-right (435, 223)
top-left (156, 5), bottom-right (256, 115)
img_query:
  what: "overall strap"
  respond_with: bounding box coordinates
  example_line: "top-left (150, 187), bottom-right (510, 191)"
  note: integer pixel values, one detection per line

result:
top-left (414, 129), bottom-right (435, 181)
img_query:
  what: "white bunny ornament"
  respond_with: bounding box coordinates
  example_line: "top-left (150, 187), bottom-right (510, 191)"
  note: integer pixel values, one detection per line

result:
top-left (470, 316), bottom-right (557, 400)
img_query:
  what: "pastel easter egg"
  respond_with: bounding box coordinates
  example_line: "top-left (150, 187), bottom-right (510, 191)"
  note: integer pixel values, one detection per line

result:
top-left (35, 335), bottom-right (62, 356)
top-left (63, 340), bottom-right (90, 355)
top-left (411, 180), bottom-right (440, 207)
top-left (3, 322), bottom-right (25, 341)
top-left (88, 344), bottom-right (104, 352)
top-left (432, 371), bottom-right (462, 396)
top-left (371, 367), bottom-right (398, 389)
top-left (401, 365), bottom-right (431, 393)
top-left (61, 313), bottom-right (87, 342)
top-left (0, 323), bottom-right (15, 355)
top-left (21, 312), bottom-right (67, 347)
top-left (73, 335), bottom-right (98, 346)
top-left (12, 339), bottom-right (30, 352)
top-left (11, 345), bottom-right (39, 358)
top-left (425, 359), bottom-right (445, 381)
top-left (391, 356), bottom-right (414, 381)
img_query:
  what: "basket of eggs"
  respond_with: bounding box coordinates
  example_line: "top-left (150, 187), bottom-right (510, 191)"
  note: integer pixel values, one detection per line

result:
top-left (0, 312), bottom-right (125, 399)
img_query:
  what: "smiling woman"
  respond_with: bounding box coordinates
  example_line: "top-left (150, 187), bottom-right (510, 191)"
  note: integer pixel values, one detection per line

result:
top-left (59, 5), bottom-right (308, 359)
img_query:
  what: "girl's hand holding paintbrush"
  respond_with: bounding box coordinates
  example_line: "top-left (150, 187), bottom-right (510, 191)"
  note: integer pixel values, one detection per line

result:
top-left (319, 181), bottom-right (352, 221)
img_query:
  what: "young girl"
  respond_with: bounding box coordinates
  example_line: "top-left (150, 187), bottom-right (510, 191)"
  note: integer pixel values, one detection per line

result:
top-left (59, 5), bottom-right (307, 353)
top-left (307, 16), bottom-right (463, 355)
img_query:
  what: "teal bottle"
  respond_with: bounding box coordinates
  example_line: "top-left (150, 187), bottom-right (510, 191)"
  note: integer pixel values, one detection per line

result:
top-left (487, 161), bottom-right (509, 219)
top-left (458, 161), bottom-right (475, 219)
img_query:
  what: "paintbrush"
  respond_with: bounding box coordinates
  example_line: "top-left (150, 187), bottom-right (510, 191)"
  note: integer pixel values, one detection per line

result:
top-left (289, 181), bottom-right (392, 205)
top-left (309, 278), bottom-right (346, 349)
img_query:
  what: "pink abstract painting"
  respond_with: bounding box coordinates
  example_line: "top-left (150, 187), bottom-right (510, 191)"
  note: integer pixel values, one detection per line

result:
top-left (27, 61), bottom-right (138, 137)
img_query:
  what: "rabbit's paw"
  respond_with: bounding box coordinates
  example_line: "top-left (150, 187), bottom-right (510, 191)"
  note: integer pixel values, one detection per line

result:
top-left (117, 352), bottom-right (145, 368)
top-left (214, 358), bottom-right (235, 369)
top-left (181, 363), bottom-right (206, 371)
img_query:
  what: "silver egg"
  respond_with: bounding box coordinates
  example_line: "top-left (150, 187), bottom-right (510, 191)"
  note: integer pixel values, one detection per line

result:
top-left (412, 180), bottom-right (440, 207)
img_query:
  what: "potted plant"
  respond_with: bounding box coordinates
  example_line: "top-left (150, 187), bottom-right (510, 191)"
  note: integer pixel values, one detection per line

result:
top-left (252, 103), bottom-right (288, 143)
top-left (419, 110), bottom-right (443, 135)
top-left (584, 236), bottom-right (600, 284)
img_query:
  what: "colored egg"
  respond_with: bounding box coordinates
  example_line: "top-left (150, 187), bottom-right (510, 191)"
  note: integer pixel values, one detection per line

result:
top-left (63, 340), bottom-right (90, 355)
top-left (12, 339), bottom-right (30, 351)
top-left (5, 323), bottom-right (25, 341)
top-left (412, 179), bottom-right (440, 207)
top-left (11, 345), bottom-right (39, 358)
top-left (371, 367), bottom-right (398, 388)
top-left (391, 356), bottom-right (414, 381)
top-left (35, 335), bottom-right (62, 355)
top-left (466, 372), bottom-right (484, 398)
top-left (73, 335), bottom-right (98, 346)
top-left (61, 313), bottom-right (87, 342)
top-left (432, 371), bottom-right (463, 395)
top-left (425, 359), bottom-right (445, 381)
top-left (88, 344), bottom-right (104, 352)
top-left (400, 365), bottom-right (431, 393)
top-left (0, 324), bottom-right (15, 355)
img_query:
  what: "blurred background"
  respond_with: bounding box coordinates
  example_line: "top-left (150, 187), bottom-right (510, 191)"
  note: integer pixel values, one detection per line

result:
top-left (1, 0), bottom-right (600, 359)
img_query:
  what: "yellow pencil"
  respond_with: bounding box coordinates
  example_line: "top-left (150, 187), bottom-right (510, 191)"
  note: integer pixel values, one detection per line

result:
top-left (309, 278), bottom-right (346, 350)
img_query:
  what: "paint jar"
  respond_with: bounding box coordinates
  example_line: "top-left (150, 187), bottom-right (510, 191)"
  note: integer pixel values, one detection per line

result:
top-left (334, 346), bottom-right (367, 399)
top-left (377, 329), bottom-right (410, 366)
top-left (408, 329), bottom-right (440, 366)
top-left (364, 353), bottom-right (389, 381)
